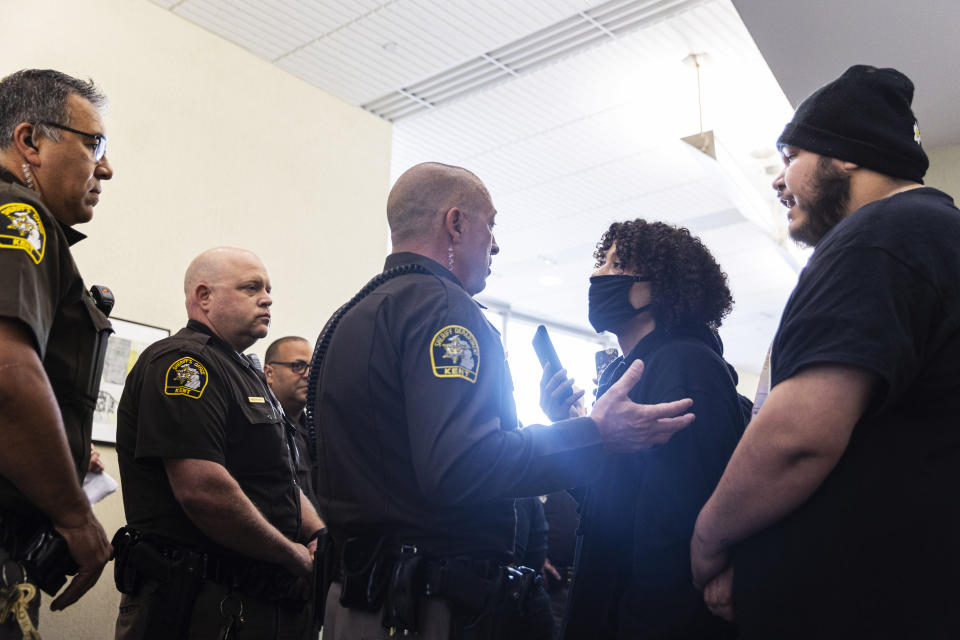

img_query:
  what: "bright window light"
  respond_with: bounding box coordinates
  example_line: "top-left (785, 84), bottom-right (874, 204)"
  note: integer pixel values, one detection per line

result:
top-left (484, 309), bottom-right (611, 427)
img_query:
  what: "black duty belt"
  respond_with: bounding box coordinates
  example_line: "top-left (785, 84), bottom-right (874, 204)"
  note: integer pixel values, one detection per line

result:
top-left (112, 527), bottom-right (308, 606)
top-left (329, 536), bottom-right (542, 636)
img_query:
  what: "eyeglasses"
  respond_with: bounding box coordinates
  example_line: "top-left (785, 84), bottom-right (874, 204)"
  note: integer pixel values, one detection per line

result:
top-left (40, 121), bottom-right (107, 162)
top-left (268, 360), bottom-right (311, 375)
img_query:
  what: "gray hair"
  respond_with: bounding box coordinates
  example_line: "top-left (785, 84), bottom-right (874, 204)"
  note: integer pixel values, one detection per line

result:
top-left (0, 69), bottom-right (107, 148)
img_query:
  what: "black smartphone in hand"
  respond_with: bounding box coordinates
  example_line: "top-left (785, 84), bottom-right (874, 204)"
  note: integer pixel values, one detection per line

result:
top-left (532, 325), bottom-right (563, 373)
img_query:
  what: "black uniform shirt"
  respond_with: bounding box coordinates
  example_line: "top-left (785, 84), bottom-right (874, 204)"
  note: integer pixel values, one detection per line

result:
top-left (735, 188), bottom-right (960, 639)
top-left (314, 252), bottom-right (607, 562)
top-left (290, 412), bottom-right (320, 514)
top-left (0, 168), bottom-right (111, 525)
top-left (117, 320), bottom-right (301, 552)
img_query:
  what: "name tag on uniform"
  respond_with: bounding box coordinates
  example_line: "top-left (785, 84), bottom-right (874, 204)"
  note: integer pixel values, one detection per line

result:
top-left (248, 396), bottom-right (265, 403)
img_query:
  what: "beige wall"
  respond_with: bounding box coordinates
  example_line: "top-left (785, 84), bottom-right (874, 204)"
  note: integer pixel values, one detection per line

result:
top-left (2, 0), bottom-right (391, 636)
top-left (37, 446), bottom-right (127, 638)
top-left (926, 143), bottom-right (960, 197)
top-left (1, 0), bottom-right (393, 356)
top-left (735, 369), bottom-right (760, 401)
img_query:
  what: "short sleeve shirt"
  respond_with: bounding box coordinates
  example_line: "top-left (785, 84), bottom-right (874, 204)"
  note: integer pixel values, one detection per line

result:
top-left (0, 168), bottom-right (111, 524)
top-left (734, 187), bottom-right (960, 638)
top-left (117, 321), bottom-right (301, 550)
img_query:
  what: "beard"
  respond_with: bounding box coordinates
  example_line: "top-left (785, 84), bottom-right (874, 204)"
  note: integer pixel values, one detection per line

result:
top-left (790, 157), bottom-right (851, 247)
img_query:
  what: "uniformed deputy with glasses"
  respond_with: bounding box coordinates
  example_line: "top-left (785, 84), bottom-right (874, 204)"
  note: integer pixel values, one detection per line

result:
top-left (264, 336), bottom-right (323, 514)
top-left (0, 68), bottom-right (115, 639)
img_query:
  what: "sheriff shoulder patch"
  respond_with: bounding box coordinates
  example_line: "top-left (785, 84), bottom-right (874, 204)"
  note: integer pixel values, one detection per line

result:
top-left (164, 356), bottom-right (209, 399)
top-left (0, 202), bottom-right (46, 264)
top-left (430, 325), bottom-right (479, 383)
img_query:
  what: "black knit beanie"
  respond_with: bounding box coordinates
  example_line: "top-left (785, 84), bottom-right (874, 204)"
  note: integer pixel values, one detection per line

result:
top-left (777, 65), bottom-right (928, 183)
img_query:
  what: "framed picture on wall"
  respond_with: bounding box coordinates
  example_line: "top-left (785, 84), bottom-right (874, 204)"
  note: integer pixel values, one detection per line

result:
top-left (92, 318), bottom-right (170, 444)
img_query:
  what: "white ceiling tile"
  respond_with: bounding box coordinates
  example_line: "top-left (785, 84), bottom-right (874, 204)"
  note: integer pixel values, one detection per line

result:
top-left (174, 0), bottom-right (308, 60)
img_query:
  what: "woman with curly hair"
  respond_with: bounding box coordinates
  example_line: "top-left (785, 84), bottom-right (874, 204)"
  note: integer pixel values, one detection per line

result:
top-left (545, 219), bottom-right (750, 639)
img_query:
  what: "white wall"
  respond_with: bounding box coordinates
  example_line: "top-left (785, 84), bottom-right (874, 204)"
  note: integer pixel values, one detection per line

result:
top-left (735, 369), bottom-right (760, 401)
top-left (1, 0), bottom-right (392, 636)
top-left (1, 0), bottom-right (393, 356)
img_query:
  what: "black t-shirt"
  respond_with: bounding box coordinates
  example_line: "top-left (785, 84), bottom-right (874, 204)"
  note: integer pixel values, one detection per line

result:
top-left (0, 168), bottom-right (111, 526)
top-left (313, 252), bottom-right (607, 562)
top-left (734, 188), bottom-right (960, 639)
top-left (117, 321), bottom-right (301, 552)
top-left (564, 326), bottom-right (746, 640)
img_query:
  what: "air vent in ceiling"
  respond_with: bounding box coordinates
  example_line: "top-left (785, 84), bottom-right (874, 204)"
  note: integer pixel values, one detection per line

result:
top-left (362, 0), bottom-right (706, 121)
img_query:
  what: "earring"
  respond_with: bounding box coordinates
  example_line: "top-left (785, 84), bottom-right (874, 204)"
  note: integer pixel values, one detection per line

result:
top-left (448, 245), bottom-right (455, 270)
top-left (21, 164), bottom-right (35, 191)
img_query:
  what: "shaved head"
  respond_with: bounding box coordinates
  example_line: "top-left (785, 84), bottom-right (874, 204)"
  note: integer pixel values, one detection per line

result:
top-left (387, 162), bottom-right (490, 245)
top-left (184, 247), bottom-right (262, 297)
top-left (183, 247), bottom-right (273, 351)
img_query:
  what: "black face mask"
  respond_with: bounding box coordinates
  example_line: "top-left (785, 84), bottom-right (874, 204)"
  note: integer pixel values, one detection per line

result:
top-left (588, 275), bottom-right (651, 333)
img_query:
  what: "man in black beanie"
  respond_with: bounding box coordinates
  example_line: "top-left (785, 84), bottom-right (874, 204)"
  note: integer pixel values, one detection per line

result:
top-left (690, 64), bottom-right (960, 639)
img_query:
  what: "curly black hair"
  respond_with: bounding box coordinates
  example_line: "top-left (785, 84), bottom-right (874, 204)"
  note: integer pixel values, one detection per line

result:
top-left (593, 219), bottom-right (734, 329)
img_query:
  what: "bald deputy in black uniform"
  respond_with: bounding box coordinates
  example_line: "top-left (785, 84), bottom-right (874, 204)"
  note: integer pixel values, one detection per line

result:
top-left (311, 162), bottom-right (697, 640)
top-left (114, 247), bottom-right (323, 640)
top-left (0, 69), bottom-right (115, 637)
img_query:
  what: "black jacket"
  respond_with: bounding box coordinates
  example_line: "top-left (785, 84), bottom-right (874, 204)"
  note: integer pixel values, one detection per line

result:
top-left (563, 325), bottom-right (748, 639)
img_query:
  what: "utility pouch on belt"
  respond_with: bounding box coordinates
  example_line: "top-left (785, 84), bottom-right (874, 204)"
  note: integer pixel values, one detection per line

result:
top-left (423, 559), bottom-right (494, 615)
top-left (501, 566), bottom-right (541, 614)
top-left (112, 527), bottom-right (173, 596)
top-left (339, 536), bottom-right (389, 611)
top-left (22, 528), bottom-right (78, 596)
top-left (111, 528), bottom-right (204, 640)
top-left (382, 545), bottom-right (424, 634)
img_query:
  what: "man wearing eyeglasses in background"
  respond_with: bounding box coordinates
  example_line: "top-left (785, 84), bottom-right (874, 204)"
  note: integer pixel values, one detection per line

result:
top-left (264, 336), bottom-right (322, 514)
top-left (0, 69), bottom-right (114, 637)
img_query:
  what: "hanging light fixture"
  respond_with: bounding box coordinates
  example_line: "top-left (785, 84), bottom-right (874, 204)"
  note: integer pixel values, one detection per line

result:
top-left (680, 52), bottom-right (716, 159)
